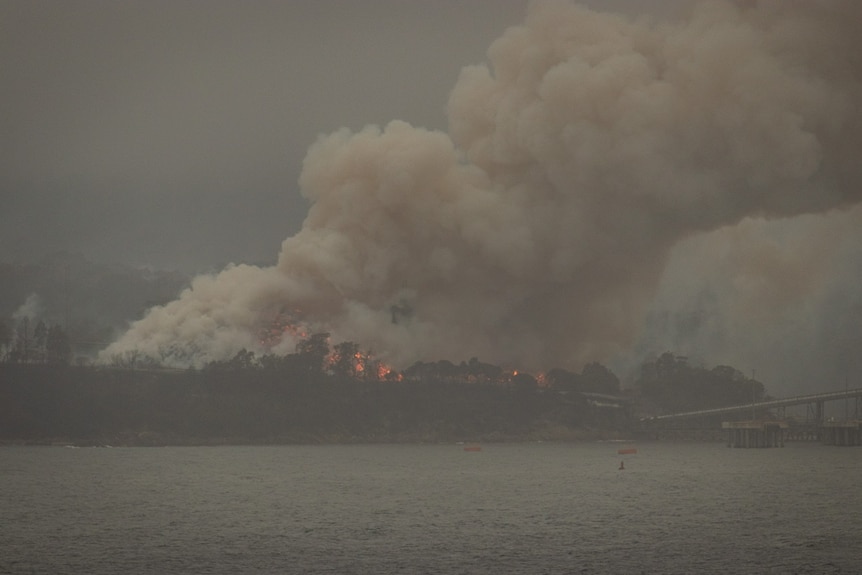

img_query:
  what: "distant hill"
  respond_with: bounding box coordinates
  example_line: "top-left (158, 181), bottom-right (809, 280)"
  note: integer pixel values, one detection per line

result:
top-left (0, 252), bottom-right (190, 360)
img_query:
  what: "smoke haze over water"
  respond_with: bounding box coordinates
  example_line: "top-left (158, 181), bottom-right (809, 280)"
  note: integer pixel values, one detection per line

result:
top-left (100, 1), bottom-right (862, 387)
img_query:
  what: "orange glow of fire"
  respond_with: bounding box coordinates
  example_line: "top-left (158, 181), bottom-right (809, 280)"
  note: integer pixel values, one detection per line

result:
top-left (376, 362), bottom-right (403, 382)
top-left (258, 308), bottom-right (309, 349)
top-left (260, 309), bottom-right (406, 382)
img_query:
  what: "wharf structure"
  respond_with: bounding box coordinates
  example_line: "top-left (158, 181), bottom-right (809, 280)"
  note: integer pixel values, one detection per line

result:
top-left (640, 388), bottom-right (862, 448)
top-left (820, 420), bottom-right (862, 446)
top-left (723, 420), bottom-right (787, 448)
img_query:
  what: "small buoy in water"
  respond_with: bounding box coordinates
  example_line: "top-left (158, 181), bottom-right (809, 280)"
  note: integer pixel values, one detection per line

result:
top-left (618, 460), bottom-right (625, 470)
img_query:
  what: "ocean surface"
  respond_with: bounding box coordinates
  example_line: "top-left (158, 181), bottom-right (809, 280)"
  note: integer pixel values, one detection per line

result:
top-left (1, 441), bottom-right (860, 574)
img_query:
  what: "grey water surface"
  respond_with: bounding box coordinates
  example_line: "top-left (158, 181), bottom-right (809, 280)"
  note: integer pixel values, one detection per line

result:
top-left (2, 442), bottom-right (860, 574)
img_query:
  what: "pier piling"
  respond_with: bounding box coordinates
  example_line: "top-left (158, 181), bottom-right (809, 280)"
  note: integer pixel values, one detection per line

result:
top-left (723, 420), bottom-right (786, 448)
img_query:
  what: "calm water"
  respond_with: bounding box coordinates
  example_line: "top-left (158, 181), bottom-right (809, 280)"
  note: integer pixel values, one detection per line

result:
top-left (1, 442), bottom-right (860, 574)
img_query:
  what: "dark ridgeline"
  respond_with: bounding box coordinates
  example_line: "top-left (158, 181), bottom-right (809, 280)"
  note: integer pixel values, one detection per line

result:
top-left (0, 354), bottom-right (631, 446)
top-left (0, 342), bottom-right (772, 447)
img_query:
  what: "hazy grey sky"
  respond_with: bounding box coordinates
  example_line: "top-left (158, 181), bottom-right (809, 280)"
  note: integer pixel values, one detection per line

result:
top-left (1, 0), bottom-right (688, 271)
top-left (1, 0), bottom-right (530, 270)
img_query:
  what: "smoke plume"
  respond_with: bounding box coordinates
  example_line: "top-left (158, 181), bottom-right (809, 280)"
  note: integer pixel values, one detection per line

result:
top-left (100, 0), bottom-right (862, 373)
top-left (12, 294), bottom-right (44, 322)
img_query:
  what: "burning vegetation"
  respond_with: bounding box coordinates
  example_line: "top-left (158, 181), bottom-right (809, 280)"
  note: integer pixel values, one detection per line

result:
top-left (206, 328), bottom-right (620, 396)
top-left (257, 307), bottom-right (309, 349)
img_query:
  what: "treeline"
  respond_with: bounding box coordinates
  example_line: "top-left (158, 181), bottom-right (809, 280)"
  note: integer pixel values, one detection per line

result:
top-left (0, 251), bottom-right (190, 359)
top-left (195, 340), bottom-right (763, 418)
top-left (635, 352), bottom-right (766, 414)
top-left (0, 319), bottom-right (72, 365)
top-left (194, 337), bottom-right (622, 396)
top-left (0, 324), bottom-right (774, 446)
top-left (0, 362), bottom-right (630, 446)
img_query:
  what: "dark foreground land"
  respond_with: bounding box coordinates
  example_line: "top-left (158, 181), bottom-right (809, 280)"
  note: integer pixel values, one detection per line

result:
top-left (0, 365), bottom-right (632, 446)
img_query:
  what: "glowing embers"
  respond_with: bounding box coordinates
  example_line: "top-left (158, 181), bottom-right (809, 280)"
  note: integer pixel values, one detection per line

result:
top-left (258, 308), bottom-right (309, 349)
top-left (355, 353), bottom-right (404, 382)
top-left (257, 317), bottom-right (407, 382)
top-left (375, 361), bottom-right (402, 382)
top-left (329, 342), bottom-right (403, 382)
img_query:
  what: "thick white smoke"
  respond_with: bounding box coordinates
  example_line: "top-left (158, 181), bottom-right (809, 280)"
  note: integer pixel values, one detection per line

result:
top-left (100, 0), bottom-right (862, 372)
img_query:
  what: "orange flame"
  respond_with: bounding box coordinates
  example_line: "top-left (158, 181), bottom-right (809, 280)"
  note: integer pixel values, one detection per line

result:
top-left (258, 308), bottom-right (309, 349)
top-left (535, 371), bottom-right (549, 388)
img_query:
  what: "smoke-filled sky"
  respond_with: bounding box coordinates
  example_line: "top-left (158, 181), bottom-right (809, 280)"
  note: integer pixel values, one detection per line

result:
top-left (5, 1), bottom-right (862, 394)
top-left (1, 0), bottom-right (530, 270)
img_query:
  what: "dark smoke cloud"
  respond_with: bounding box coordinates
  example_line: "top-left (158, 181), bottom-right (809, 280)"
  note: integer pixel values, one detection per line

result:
top-left (101, 1), bottom-right (862, 383)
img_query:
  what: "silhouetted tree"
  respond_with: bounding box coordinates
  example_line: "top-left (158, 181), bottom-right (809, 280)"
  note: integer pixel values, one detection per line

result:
top-left (465, 357), bottom-right (503, 383)
top-left (33, 320), bottom-right (48, 360)
top-left (332, 341), bottom-right (360, 379)
top-left (546, 367), bottom-right (581, 392)
top-left (296, 332), bottom-right (329, 379)
top-left (45, 324), bottom-right (71, 365)
top-left (434, 360), bottom-right (460, 381)
top-left (581, 362), bottom-right (620, 394)
top-left (228, 348), bottom-right (257, 370)
top-left (655, 351), bottom-right (684, 378)
top-left (258, 352), bottom-right (303, 374)
top-left (637, 353), bottom-right (766, 413)
top-left (108, 349), bottom-right (162, 369)
top-left (0, 318), bottom-right (11, 358)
